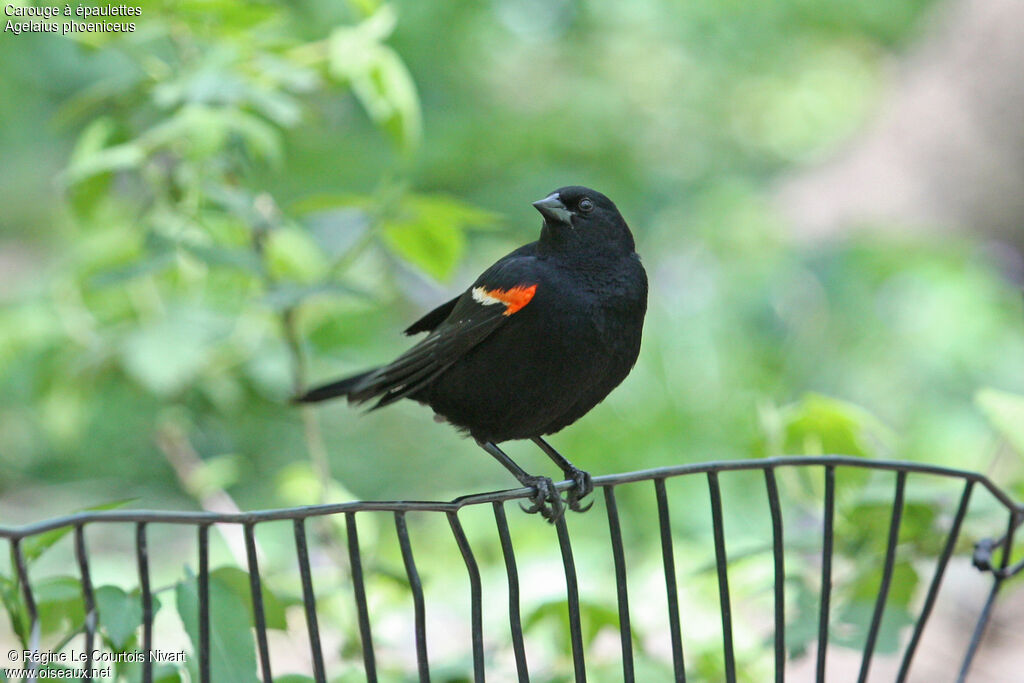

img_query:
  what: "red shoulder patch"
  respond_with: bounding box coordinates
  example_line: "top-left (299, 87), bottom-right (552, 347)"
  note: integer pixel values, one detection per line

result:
top-left (472, 284), bottom-right (538, 315)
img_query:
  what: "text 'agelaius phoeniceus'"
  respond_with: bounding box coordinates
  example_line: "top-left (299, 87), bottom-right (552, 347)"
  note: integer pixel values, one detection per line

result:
top-left (295, 186), bottom-right (647, 521)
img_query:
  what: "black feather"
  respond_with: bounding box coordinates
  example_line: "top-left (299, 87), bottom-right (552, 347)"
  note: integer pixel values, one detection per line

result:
top-left (293, 370), bottom-right (375, 404)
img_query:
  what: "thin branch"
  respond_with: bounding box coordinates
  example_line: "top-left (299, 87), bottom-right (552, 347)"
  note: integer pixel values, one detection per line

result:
top-left (154, 420), bottom-right (250, 567)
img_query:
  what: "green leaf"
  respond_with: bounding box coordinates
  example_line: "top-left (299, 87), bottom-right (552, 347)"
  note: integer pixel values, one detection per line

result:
top-left (64, 143), bottom-right (145, 184)
top-left (63, 117), bottom-right (145, 184)
top-left (224, 109), bottom-right (285, 165)
top-left (351, 45), bottom-right (422, 151)
top-left (379, 194), bottom-right (492, 281)
top-left (976, 388), bottom-right (1024, 456)
top-left (522, 598), bottom-right (619, 653)
top-left (328, 6), bottom-right (421, 151)
top-left (120, 309), bottom-right (228, 396)
top-left (265, 227), bottom-right (328, 282)
top-left (834, 600), bottom-right (916, 655)
top-left (0, 573), bottom-right (27, 646)
top-left (22, 499), bottom-right (136, 564)
top-left (328, 5), bottom-right (397, 77)
top-left (768, 393), bottom-right (895, 459)
top-left (176, 568), bottom-right (258, 683)
top-left (180, 242), bottom-right (262, 274)
top-left (152, 665), bottom-right (185, 683)
top-left (209, 567), bottom-right (288, 630)
top-left (97, 585), bottom-right (162, 651)
top-left (139, 105), bottom-right (283, 165)
top-left (90, 252), bottom-right (176, 287)
top-left (35, 576), bottom-right (84, 637)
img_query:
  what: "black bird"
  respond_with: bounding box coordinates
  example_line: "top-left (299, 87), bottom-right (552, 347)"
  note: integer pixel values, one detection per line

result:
top-left (295, 186), bottom-right (647, 521)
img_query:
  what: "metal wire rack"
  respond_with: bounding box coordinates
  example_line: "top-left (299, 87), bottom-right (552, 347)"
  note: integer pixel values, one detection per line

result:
top-left (2, 455), bottom-right (1023, 682)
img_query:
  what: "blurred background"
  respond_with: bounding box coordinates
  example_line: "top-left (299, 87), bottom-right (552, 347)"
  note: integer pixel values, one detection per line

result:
top-left (2, 0), bottom-right (1024, 680)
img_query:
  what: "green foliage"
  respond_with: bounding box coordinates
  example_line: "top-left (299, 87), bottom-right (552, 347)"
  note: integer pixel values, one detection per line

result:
top-left (3, 0), bottom-right (1024, 677)
top-left (977, 389), bottom-right (1024, 456)
top-left (95, 586), bottom-right (148, 651)
top-left (760, 393), bottom-right (896, 459)
top-left (176, 567), bottom-right (258, 682)
top-left (522, 598), bottom-right (623, 656)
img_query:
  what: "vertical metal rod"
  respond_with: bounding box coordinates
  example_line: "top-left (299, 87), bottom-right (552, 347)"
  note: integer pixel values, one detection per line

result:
top-left (707, 473), bottom-right (735, 683)
top-left (74, 524), bottom-right (97, 682)
top-left (957, 509), bottom-right (1019, 682)
top-left (604, 487), bottom-right (635, 683)
top-left (763, 468), bottom-right (786, 683)
top-left (493, 503), bottom-right (529, 683)
top-left (555, 514), bottom-right (587, 683)
top-left (136, 522), bottom-right (153, 683)
top-left (395, 511), bottom-right (431, 682)
top-left (346, 512), bottom-right (378, 682)
top-left (957, 576), bottom-right (1003, 683)
top-left (294, 519), bottom-right (327, 683)
top-left (449, 512), bottom-right (485, 683)
top-left (857, 471), bottom-right (906, 683)
top-left (198, 525), bottom-right (211, 683)
top-left (896, 480), bottom-right (974, 682)
top-left (244, 523), bottom-right (273, 683)
top-left (816, 465), bottom-right (835, 683)
top-left (655, 478), bottom-right (686, 682)
top-left (11, 538), bottom-right (39, 673)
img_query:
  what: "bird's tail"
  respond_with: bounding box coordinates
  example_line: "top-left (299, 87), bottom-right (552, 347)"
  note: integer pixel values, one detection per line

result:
top-left (292, 369), bottom-right (377, 404)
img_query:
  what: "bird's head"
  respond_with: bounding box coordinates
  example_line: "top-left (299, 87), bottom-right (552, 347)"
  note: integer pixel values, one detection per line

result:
top-left (533, 186), bottom-right (635, 255)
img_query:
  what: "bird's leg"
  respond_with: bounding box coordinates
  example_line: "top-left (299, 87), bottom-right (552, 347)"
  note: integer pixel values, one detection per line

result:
top-left (477, 440), bottom-right (564, 523)
top-left (531, 437), bottom-right (593, 512)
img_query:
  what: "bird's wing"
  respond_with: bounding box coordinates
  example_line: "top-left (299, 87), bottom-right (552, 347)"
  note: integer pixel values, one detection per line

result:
top-left (403, 242), bottom-right (539, 336)
top-left (403, 295), bottom-right (460, 335)
top-left (351, 253), bottom-right (543, 409)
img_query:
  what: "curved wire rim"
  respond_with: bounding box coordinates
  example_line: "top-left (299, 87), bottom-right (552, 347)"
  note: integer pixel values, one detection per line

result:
top-left (1, 455), bottom-right (1020, 538)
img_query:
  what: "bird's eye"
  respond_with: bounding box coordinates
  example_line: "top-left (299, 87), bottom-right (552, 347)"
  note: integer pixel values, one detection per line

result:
top-left (578, 198), bottom-right (594, 213)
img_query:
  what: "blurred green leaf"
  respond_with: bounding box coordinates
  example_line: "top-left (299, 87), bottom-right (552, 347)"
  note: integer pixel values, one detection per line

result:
top-left (90, 252), bottom-right (176, 287)
top-left (209, 567), bottom-right (288, 630)
top-left (64, 143), bottom-right (145, 185)
top-left (97, 585), bottom-right (162, 651)
top-left (63, 117), bottom-right (145, 184)
top-left (976, 388), bottom-right (1024, 456)
top-left (834, 599), bottom-right (916, 655)
top-left (22, 499), bottom-right (136, 565)
top-left (328, 6), bottom-right (421, 150)
top-left (179, 239), bottom-right (262, 273)
top-left (0, 573), bottom-right (27, 646)
top-left (379, 194), bottom-right (495, 281)
top-left (328, 5), bottom-right (397, 74)
top-left (120, 314), bottom-right (223, 396)
top-left (176, 567), bottom-right (258, 683)
top-left (523, 598), bottom-right (620, 654)
top-left (381, 213), bottom-right (463, 279)
top-left (763, 393), bottom-right (895, 459)
top-left (266, 227), bottom-right (329, 282)
top-left (152, 665), bottom-right (185, 683)
top-left (36, 576), bottom-right (84, 637)
top-left (351, 45), bottom-right (422, 151)
top-left (276, 461), bottom-right (358, 506)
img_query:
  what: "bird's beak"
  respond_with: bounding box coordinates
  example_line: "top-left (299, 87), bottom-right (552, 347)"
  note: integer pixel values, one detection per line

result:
top-left (532, 193), bottom-right (572, 224)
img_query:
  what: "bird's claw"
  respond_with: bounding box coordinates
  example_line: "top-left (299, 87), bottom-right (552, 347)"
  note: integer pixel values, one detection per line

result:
top-left (562, 468), bottom-right (594, 512)
top-left (518, 476), bottom-right (564, 523)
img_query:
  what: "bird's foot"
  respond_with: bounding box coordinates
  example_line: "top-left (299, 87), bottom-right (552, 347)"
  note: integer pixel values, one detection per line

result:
top-left (518, 476), bottom-right (564, 523)
top-left (562, 468), bottom-right (594, 512)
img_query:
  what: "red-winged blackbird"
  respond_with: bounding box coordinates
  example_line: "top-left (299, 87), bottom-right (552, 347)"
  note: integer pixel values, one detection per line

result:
top-left (296, 186), bottom-right (647, 521)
